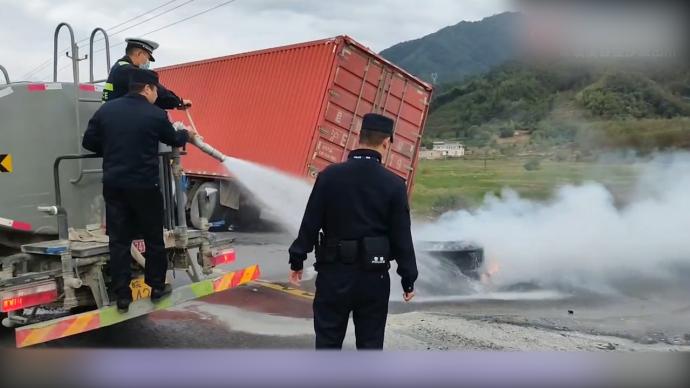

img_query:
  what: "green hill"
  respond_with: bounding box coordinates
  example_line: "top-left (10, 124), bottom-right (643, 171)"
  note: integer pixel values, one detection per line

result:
top-left (425, 61), bottom-right (690, 154)
top-left (380, 12), bottom-right (520, 84)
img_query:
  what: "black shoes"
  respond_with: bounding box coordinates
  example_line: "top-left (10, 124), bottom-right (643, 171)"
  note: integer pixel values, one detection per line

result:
top-left (117, 298), bottom-right (131, 313)
top-left (150, 284), bottom-right (172, 302)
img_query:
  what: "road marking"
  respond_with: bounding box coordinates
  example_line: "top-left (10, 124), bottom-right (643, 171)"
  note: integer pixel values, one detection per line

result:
top-left (252, 279), bottom-right (315, 300)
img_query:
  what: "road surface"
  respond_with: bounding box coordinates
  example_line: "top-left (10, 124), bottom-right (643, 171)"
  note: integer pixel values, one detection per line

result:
top-left (2, 231), bottom-right (689, 350)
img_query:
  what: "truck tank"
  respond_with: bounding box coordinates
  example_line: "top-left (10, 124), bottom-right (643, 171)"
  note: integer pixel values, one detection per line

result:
top-left (0, 80), bottom-right (104, 245)
top-left (1, 23), bottom-right (111, 247)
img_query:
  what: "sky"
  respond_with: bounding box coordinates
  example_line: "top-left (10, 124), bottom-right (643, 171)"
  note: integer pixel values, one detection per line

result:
top-left (0, 0), bottom-right (512, 82)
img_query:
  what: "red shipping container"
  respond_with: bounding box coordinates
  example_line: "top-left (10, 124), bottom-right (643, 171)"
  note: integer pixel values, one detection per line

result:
top-left (159, 36), bottom-right (433, 193)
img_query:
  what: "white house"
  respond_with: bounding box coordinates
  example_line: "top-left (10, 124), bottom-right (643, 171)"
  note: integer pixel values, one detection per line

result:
top-left (419, 141), bottom-right (465, 159)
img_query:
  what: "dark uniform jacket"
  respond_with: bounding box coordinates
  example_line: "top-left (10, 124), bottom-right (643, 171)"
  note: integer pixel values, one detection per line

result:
top-left (289, 149), bottom-right (418, 292)
top-left (82, 94), bottom-right (189, 188)
top-left (102, 56), bottom-right (183, 109)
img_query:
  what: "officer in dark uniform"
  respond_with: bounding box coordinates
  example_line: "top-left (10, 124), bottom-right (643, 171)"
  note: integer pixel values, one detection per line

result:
top-left (83, 68), bottom-right (198, 312)
top-left (102, 37), bottom-right (191, 110)
top-left (288, 113), bottom-right (418, 349)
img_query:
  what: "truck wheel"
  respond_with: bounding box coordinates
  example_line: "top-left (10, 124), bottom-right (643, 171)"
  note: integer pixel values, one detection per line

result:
top-left (189, 182), bottom-right (225, 230)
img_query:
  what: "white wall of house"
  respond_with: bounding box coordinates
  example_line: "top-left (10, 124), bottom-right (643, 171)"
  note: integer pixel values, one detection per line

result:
top-left (420, 141), bottom-right (466, 159)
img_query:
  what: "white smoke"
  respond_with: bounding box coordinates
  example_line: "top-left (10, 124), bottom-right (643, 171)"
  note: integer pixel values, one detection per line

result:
top-left (222, 152), bottom-right (690, 297)
top-left (414, 153), bottom-right (690, 294)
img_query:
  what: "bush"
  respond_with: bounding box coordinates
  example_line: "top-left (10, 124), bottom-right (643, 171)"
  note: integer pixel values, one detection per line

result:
top-left (523, 158), bottom-right (542, 171)
top-left (499, 127), bottom-right (514, 138)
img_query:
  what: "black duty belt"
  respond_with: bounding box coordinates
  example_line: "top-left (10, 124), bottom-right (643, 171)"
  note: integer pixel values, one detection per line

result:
top-left (315, 234), bottom-right (391, 272)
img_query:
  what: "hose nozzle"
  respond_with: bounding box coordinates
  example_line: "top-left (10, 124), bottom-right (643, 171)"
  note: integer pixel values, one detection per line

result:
top-left (190, 135), bottom-right (227, 162)
top-left (173, 121), bottom-right (227, 162)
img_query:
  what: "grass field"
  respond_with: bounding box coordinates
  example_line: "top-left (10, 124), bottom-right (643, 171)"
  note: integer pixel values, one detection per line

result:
top-left (411, 158), bottom-right (640, 217)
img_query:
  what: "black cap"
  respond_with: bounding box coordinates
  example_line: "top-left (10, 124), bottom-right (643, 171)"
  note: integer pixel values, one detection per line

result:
top-left (129, 68), bottom-right (161, 88)
top-left (125, 38), bottom-right (159, 62)
top-left (361, 113), bottom-right (395, 141)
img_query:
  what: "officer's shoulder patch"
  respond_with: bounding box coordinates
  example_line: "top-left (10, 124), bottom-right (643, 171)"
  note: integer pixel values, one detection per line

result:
top-left (118, 61), bottom-right (130, 66)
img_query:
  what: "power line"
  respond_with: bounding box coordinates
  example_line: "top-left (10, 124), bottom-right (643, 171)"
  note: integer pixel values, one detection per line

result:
top-left (143, 0), bottom-right (237, 37)
top-left (77, 0), bottom-right (179, 45)
top-left (22, 60), bottom-right (52, 81)
top-left (91, 0), bottom-right (196, 44)
top-left (22, 0), bottom-right (186, 80)
top-left (49, 0), bottom-right (238, 81)
top-left (94, 0), bottom-right (237, 55)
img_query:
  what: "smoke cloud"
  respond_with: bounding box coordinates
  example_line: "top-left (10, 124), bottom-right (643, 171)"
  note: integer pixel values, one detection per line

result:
top-left (414, 152), bottom-right (690, 295)
top-left (223, 152), bottom-right (690, 297)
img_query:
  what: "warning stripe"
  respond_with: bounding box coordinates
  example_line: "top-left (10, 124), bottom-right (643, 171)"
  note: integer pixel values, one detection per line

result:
top-left (26, 83), bottom-right (62, 92)
top-left (0, 216), bottom-right (32, 231)
top-left (79, 84), bottom-right (103, 93)
top-left (212, 265), bottom-right (260, 292)
top-left (16, 311), bottom-right (101, 348)
top-left (0, 153), bottom-right (11, 173)
top-left (27, 84), bottom-right (46, 92)
top-left (15, 264), bottom-right (261, 348)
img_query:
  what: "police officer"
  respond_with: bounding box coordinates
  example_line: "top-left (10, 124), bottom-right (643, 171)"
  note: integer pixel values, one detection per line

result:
top-left (102, 37), bottom-right (191, 110)
top-left (288, 113), bottom-right (418, 349)
top-left (83, 68), bottom-right (198, 312)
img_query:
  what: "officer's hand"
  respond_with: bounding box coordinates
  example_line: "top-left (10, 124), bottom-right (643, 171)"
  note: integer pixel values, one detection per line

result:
top-left (176, 100), bottom-right (192, 110)
top-left (289, 270), bottom-right (303, 286)
top-left (403, 291), bottom-right (415, 302)
top-left (186, 126), bottom-right (200, 140)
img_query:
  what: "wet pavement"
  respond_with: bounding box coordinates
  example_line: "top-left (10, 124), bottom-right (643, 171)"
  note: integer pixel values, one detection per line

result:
top-left (2, 231), bottom-right (689, 350)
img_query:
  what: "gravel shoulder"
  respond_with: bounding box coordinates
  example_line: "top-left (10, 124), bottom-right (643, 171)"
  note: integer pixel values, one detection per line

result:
top-left (385, 311), bottom-right (688, 351)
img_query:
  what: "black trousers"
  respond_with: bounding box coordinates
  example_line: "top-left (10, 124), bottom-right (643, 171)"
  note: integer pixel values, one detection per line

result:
top-left (313, 264), bottom-right (390, 349)
top-left (103, 185), bottom-right (167, 300)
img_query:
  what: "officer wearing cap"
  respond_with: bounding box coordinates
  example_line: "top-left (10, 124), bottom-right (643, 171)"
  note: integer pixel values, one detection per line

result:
top-left (83, 68), bottom-right (198, 313)
top-left (288, 113), bottom-right (418, 349)
top-left (102, 38), bottom-right (191, 109)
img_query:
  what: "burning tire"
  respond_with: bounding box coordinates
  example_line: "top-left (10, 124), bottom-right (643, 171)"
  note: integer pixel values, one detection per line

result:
top-left (418, 241), bottom-right (484, 279)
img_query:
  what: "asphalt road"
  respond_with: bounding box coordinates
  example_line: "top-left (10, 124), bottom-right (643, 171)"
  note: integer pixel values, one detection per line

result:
top-left (2, 231), bottom-right (689, 350)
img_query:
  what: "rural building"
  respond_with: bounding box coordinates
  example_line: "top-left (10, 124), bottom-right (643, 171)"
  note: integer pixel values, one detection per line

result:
top-left (420, 141), bottom-right (465, 159)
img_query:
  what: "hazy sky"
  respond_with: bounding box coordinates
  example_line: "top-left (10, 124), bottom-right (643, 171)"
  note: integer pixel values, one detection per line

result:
top-left (0, 0), bottom-right (512, 82)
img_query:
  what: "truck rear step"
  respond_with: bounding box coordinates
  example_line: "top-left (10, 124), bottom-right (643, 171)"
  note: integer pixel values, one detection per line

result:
top-left (15, 264), bottom-right (260, 348)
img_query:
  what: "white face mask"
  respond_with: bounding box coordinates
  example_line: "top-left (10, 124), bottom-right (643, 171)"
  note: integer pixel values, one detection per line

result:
top-left (139, 61), bottom-right (151, 70)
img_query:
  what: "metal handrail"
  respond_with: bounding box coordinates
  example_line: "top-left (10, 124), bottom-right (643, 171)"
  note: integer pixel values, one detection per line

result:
top-left (53, 23), bottom-right (80, 83)
top-left (52, 154), bottom-right (101, 240)
top-left (54, 154), bottom-right (101, 208)
top-left (51, 151), bottom-right (179, 237)
top-left (0, 65), bottom-right (9, 84)
top-left (89, 28), bottom-right (111, 83)
top-left (53, 23), bottom-right (90, 184)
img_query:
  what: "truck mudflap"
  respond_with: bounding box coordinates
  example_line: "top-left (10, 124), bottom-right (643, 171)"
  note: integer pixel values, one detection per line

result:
top-left (15, 264), bottom-right (261, 348)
